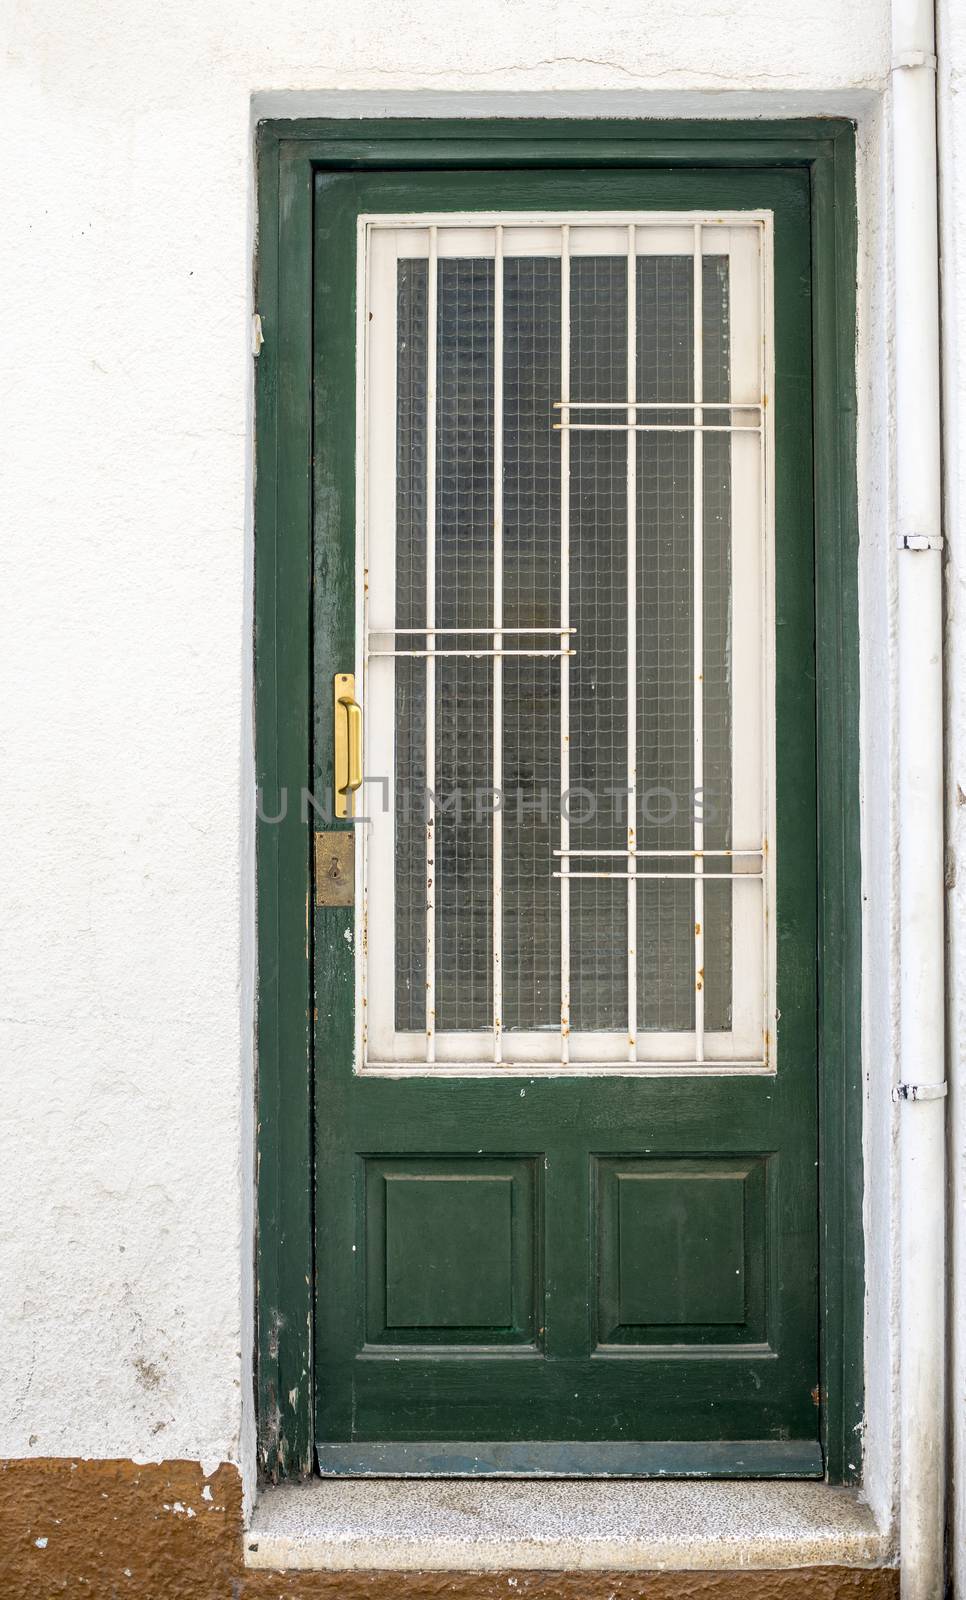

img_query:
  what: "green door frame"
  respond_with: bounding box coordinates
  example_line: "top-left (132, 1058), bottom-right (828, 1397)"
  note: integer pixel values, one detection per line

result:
top-left (253, 115), bottom-right (862, 1485)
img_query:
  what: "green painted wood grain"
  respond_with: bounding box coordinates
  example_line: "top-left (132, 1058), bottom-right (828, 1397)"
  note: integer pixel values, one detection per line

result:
top-left (310, 162), bottom-right (820, 1460)
top-left (254, 130), bottom-right (315, 1479)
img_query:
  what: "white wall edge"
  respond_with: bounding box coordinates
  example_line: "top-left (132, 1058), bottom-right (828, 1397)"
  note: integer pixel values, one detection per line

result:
top-left (855, 90), bottom-right (900, 1538)
top-left (249, 86), bottom-right (883, 128)
top-left (239, 106), bottom-right (260, 1519)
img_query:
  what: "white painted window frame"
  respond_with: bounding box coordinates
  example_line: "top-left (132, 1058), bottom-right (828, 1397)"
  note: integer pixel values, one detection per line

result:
top-left (355, 211), bottom-right (776, 1078)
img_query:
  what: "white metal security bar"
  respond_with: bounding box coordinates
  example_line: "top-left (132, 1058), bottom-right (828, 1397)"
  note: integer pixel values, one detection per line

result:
top-left (625, 222), bottom-right (638, 1061)
top-left (692, 223), bottom-right (706, 1062)
top-left (424, 223), bottom-right (438, 1063)
top-left (493, 225), bottom-right (504, 1062)
top-left (556, 423), bottom-right (761, 432)
top-left (360, 213), bottom-right (774, 1075)
top-left (559, 223), bottom-right (572, 1065)
top-left (369, 649), bottom-right (574, 658)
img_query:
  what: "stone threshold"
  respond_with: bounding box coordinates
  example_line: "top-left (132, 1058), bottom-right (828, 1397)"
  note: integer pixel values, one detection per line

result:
top-left (244, 1479), bottom-right (892, 1572)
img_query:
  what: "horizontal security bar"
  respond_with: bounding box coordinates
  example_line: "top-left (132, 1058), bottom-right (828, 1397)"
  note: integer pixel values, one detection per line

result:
top-left (553, 422), bottom-right (761, 434)
top-left (363, 1060), bottom-right (772, 1074)
top-left (554, 869), bottom-right (764, 881)
top-left (369, 648), bottom-right (575, 658)
top-left (553, 400), bottom-right (764, 410)
top-left (386, 627), bottom-right (577, 635)
top-left (365, 210), bottom-right (770, 229)
top-left (555, 848), bottom-right (764, 858)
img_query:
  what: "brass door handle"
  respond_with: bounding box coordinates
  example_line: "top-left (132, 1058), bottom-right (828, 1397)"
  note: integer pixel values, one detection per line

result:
top-left (334, 673), bottom-right (363, 819)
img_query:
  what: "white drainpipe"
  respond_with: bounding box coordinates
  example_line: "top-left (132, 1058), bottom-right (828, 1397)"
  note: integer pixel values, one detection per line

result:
top-left (892, 0), bottom-right (947, 1594)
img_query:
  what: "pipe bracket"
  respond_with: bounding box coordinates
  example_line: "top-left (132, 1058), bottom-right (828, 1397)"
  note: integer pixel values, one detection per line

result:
top-left (892, 1081), bottom-right (948, 1102)
top-left (891, 50), bottom-right (937, 70)
top-left (896, 532), bottom-right (944, 552)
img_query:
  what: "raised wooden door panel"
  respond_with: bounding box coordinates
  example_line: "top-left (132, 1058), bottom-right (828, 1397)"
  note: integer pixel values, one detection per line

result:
top-left (364, 1157), bottom-right (540, 1347)
top-left (594, 1155), bottom-right (772, 1346)
top-left (312, 166), bottom-right (817, 1474)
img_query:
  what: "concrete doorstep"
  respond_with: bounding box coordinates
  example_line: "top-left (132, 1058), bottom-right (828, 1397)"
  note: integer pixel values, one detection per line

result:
top-left (245, 1479), bottom-right (891, 1573)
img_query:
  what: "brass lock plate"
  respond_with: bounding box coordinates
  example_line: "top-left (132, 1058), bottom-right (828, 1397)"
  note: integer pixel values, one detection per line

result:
top-left (314, 831), bottom-right (354, 908)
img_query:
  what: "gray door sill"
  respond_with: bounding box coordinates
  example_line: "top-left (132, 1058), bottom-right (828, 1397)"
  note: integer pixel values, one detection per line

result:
top-left (245, 1478), bottom-right (892, 1572)
top-left (315, 1440), bottom-right (823, 1477)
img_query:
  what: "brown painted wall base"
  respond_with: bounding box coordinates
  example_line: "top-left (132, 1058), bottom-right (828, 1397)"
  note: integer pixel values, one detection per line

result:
top-left (0, 1459), bottom-right (897, 1600)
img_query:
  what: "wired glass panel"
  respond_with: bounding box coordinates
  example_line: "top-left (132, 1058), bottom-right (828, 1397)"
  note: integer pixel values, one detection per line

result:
top-left (375, 218), bottom-right (766, 1069)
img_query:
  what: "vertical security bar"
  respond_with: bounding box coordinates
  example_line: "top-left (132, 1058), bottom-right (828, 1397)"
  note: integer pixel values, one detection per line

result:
top-left (559, 226), bottom-right (571, 1063)
top-left (759, 222), bottom-right (769, 1043)
top-left (425, 226), bottom-right (438, 1060)
top-left (626, 224), bottom-right (638, 1060)
top-left (492, 228), bottom-right (504, 1062)
top-left (692, 223), bottom-right (706, 1061)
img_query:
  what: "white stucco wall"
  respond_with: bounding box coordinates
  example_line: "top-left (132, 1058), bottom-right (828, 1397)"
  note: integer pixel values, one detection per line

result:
top-left (3, 0), bottom-right (960, 1555)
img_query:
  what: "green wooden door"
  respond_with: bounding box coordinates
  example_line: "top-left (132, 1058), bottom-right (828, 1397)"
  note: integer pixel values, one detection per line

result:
top-left (312, 166), bottom-right (819, 1476)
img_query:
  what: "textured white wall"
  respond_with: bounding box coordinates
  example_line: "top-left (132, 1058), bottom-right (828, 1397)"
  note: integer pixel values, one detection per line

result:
top-left (0, 0), bottom-right (929, 1527)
